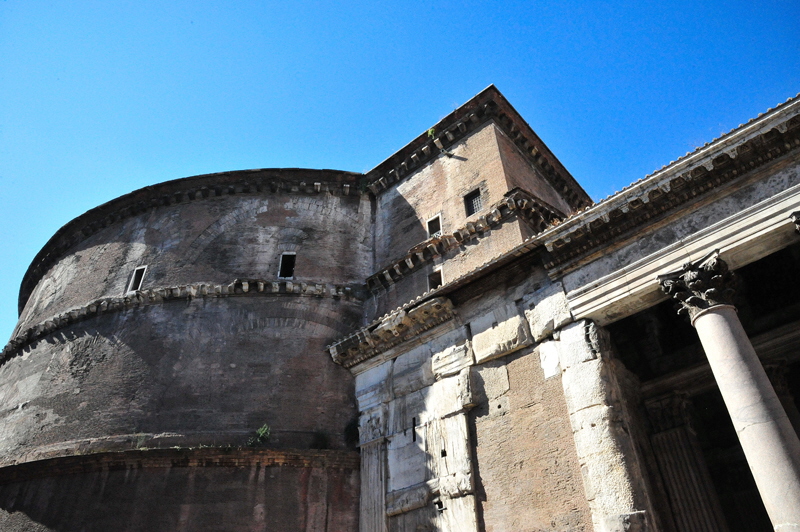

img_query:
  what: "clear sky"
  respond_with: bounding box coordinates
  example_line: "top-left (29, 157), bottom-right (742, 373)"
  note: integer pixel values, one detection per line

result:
top-left (1, 0), bottom-right (799, 341)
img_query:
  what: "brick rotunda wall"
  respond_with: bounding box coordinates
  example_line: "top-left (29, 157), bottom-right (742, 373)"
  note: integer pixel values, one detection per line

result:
top-left (0, 169), bottom-right (368, 531)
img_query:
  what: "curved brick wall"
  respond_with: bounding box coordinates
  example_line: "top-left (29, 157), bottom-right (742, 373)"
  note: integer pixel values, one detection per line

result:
top-left (0, 169), bottom-right (367, 531)
top-left (0, 449), bottom-right (360, 532)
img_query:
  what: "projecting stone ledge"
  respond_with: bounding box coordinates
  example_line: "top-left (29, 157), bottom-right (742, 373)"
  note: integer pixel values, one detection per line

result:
top-left (2, 278), bottom-right (363, 364)
top-left (328, 297), bottom-right (455, 368)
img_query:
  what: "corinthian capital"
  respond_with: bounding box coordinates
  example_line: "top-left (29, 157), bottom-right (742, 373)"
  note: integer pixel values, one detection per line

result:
top-left (657, 250), bottom-right (737, 319)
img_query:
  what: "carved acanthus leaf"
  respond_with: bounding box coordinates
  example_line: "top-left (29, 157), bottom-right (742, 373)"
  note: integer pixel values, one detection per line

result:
top-left (657, 250), bottom-right (737, 319)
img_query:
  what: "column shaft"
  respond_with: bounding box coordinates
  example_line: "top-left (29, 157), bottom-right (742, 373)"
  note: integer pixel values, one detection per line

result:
top-left (647, 395), bottom-right (728, 532)
top-left (693, 305), bottom-right (800, 531)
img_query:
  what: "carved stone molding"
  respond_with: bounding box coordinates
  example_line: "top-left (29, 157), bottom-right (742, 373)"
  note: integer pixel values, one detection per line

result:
top-left (366, 189), bottom-right (563, 293)
top-left (792, 211), bottom-right (800, 234)
top-left (364, 86), bottom-right (591, 212)
top-left (329, 297), bottom-right (455, 368)
top-left (543, 99), bottom-right (800, 272)
top-left (3, 278), bottom-right (362, 365)
top-left (657, 250), bottom-right (737, 320)
top-left (19, 169), bottom-right (363, 315)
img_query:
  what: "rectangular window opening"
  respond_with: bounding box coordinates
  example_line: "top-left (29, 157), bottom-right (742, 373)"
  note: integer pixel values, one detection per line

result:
top-left (428, 270), bottom-right (443, 291)
top-left (464, 189), bottom-right (482, 217)
top-left (127, 266), bottom-right (147, 293)
top-left (427, 215), bottom-right (442, 238)
top-left (278, 253), bottom-right (296, 279)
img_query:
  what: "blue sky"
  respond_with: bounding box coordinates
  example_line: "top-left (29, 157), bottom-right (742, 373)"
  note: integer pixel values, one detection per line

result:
top-left (1, 0), bottom-right (799, 340)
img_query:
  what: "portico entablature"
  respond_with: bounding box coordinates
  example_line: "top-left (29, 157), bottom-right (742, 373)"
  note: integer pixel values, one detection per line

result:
top-left (563, 176), bottom-right (800, 326)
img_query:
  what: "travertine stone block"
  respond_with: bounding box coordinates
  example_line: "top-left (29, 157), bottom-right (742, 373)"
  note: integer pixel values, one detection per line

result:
top-left (359, 404), bottom-right (387, 445)
top-left (470, 303), bottom-right (532, 364)
top-left (523, 281), bottom-right (573, 341)
top-left (392, 344), bottom-right (434, 397)
top-left (560, 357), bottom-right (610, 415)
top-left (471, 362), bottom-right (510, 403)
top-left (569, 405), bottom-right (627, 463)
top-left (432, 342), bottom-right (473, 379)
top-left (385, 482), bottom-right (431, 516)
top-left (556, 320), bottom-right (599, 370)
top-left (537, 340), bottom-right (561, 379)
top-left (437, 494), bottom-right (479, 532)
top-left (427, 326), bottom-right (469, 355)
top-left (355, 361), bottom-right (393, 411)
top-left (387, 390), bottom-right (425, 436)
top-left (424, 372), bottom-right (472, 421)
top-left (387, 431), bottom-right (427, 492)
top-left (426, 414), bottom-right (473, 489)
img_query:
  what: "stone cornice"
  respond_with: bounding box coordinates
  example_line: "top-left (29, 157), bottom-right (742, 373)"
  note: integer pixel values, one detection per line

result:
top-left (539, 94), bottom-right (800, 273)
top-left (364, 85), bottom-right (592, 212)
top-left (565, 182), bottom-right (800, 325)
top-left (19, 168), bottom-right (363, 315)
top-left (4, 278), bottom-right (363, 365)
top-left (328, 297), bottom-right (455, 368)
top-left (0, 448), bottom-right (361, 481)
top-left (366, 188), bottom-right (563, 293)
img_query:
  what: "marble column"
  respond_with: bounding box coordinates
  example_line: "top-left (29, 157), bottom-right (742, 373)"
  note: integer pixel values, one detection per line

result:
top-left (645, 393), bottom-right (729, 532)
top-left (659, 250), bottom-right (800, 531)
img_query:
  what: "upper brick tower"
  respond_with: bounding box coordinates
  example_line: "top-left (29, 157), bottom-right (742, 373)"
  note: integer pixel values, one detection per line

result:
top-left (363, 85), bottom-right (591, 318)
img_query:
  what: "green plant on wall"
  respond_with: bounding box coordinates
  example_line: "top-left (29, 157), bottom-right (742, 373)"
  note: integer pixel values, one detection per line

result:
top-left (247, 423), bottom-right (271, 447)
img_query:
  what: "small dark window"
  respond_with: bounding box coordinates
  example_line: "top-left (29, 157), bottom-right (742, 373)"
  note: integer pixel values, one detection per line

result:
top-left (278, 253), bottom-right (296, 279)
top-left (464, 189), bottom-right (482, 216)
top-left (127, 266), bottom-right (147, 293)
top-left (427, 216), bottom-right (441, 238)
top-left (428, 270), bottom-right (442, 291)
top-left (441, 449), bottom-right (447, 457)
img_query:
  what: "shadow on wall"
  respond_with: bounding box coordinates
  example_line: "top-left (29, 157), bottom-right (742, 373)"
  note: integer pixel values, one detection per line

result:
top-left (0, 454), bottom-right (360, 532)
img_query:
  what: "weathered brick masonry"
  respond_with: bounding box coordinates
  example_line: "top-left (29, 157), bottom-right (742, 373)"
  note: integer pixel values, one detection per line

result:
top-left (3, 86), bottom-right (800, 531)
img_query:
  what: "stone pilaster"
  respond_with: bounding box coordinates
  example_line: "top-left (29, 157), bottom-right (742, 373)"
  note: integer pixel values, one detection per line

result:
top-left (544, 320), bottom-right (656, 532)
top-left (360, 440), bottom-right (388, 532)
top-left (659, 251), bottom-right (800, 531)
top-left (359, 406), bottom-right (388, 532)
top-left (645, 394), bottom-right (729, 532)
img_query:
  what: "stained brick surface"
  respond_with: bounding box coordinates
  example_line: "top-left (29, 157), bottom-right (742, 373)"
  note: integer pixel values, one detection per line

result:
top-left (0, 449), bottom-right (359, 532)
